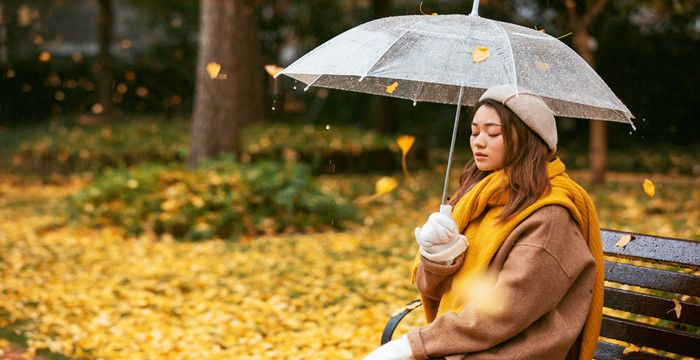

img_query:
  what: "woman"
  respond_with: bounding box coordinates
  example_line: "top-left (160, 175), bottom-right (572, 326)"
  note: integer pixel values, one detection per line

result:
top-left (364, 85), bottom-right (604, 360)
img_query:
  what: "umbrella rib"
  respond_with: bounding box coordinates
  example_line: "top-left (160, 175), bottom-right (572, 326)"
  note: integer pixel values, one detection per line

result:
top-left (496, 23), bottom-right (519, 94)
top-left (358, 29), bottom-right (410, 82)
top-left (303, 75), bottom-right (323, 91)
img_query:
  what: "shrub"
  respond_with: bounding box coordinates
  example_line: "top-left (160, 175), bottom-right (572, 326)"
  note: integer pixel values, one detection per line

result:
top-left (69, 159), bottom-right (357, 240)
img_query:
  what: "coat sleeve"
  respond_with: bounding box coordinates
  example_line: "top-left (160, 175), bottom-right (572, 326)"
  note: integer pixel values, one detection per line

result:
top-left (406, 207), bottom-right (592, 360)
top-left (414, 252), bottom-right (466, 301)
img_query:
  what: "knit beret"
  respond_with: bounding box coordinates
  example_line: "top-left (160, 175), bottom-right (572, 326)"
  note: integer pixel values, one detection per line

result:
top-left (479, 85), bottom-right (557, 153)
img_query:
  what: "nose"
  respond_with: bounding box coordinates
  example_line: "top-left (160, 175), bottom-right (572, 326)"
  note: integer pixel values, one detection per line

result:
top-left (473, 133), bottom-right (486, 148)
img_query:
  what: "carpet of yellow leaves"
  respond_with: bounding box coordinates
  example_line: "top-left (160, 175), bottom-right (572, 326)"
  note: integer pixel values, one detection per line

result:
top-left (0, 169), bottom-right (697, 359)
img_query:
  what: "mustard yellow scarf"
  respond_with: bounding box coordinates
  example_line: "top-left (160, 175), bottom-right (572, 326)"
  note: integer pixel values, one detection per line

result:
top-left (411, 157), bottom-right (603, 360)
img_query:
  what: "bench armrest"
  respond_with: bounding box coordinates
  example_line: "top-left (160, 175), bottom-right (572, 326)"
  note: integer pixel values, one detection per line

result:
top-left (381, 299), bottom-right (422, 345)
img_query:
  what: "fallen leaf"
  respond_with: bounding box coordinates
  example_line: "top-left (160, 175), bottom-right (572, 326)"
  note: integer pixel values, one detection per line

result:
top-left (431, 13), bottom-right (438, 16)
top-left (539, 29), bottom-right (546, 33)
top-left (535, 60), bottom-right (550, 72)
top-left (623, 344), bottom-right (640, 355)
top-left (396, 135), bottom-right (415, 156)
top-left (386, 82), bottom-right (399, 94)
top-left (615, 234), bottom-right (633, 248)
top-left (471, 47), bottom-right (490, 63)
top-left (643, 179), bottom-right (655, 197)
top-left (672, 298), bottom-right (682, 319)
top-left (264, 64), bottom-right (284, 77)
top-left (206, 62), bottom-right (221, 79)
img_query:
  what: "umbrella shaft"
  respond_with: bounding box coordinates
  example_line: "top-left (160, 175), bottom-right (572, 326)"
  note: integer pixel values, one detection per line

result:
top-left (442, 86), bottom-right (464, 205)
top-left (470, 0), bottom-right (480, 16)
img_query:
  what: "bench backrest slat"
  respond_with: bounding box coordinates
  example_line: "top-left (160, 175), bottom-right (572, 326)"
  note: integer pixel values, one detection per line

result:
top-left (601, 229), bottom-right (700, 269)
top-left (603, 261), bottom-right (700, 296)
top-left (594, 340), bottom-right (673, 360)
top-left (600, 316), bottom-right (700, 358)
top-left (603, 287), bottom-right (700, 326)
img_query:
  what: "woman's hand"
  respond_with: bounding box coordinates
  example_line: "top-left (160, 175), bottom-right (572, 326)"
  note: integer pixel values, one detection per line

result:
top-left (415, 204), bottom-right (468, 264)
top-left (363, 334), bottom-right (414, 360)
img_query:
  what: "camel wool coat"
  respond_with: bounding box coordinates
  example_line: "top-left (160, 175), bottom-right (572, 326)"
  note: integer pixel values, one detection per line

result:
top-left (407, 204), bottom-right (596, 360)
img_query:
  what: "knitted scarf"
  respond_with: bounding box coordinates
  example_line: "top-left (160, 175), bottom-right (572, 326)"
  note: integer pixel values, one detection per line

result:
top-left (411, 157), bottom-right (603, 360)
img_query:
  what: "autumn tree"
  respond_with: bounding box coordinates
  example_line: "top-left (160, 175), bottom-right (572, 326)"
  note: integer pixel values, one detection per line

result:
top-left (188, 0), bottom-right (263, 166)
top-left (96, 0), bottom-right (114, 117)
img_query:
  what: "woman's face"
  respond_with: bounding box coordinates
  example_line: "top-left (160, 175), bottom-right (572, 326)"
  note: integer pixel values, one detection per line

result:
top-left (470, 105), bottom-right (506, 171)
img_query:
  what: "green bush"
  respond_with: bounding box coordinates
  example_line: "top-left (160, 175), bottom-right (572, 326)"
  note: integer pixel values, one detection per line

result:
top-left (69, 159), bottom-right (357, 240)
top-left (2, 119), bottom-right (419, 176)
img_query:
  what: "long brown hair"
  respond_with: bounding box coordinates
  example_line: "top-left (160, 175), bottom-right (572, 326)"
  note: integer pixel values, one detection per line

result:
top-left (447, 99), bottom-right (557, 223)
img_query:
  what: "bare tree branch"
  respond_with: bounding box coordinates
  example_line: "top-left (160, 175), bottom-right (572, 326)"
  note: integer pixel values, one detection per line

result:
top-left (580, 0), bottom-right (611, 28)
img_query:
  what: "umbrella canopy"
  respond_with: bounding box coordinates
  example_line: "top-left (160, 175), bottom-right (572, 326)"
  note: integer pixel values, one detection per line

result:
top-left (278, 14), bottom-right (635, 126)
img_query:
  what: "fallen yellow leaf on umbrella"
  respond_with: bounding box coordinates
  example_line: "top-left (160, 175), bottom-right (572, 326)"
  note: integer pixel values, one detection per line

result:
top-left (471, 47), bottom-right (490, 63)
top-left (264, 64), bottom-right (285, 77)
top-left (535, 60), bottom-right (550, 72)
top-left (623, 344), bottom-right (640, 355)
top-left (206, 62), bottom-right (221, 79)
top-left (386, 82), bottom-right (399, 94)
top-left (615, 234), bottom-right (633, 248)
top-left (396, 135), bottom-right (415, 178)
top-left (643, 179), bottom-right (655, 197)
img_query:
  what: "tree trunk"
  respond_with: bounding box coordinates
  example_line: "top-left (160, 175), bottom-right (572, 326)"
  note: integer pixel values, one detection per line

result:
top-left (372, 0), bottom-right (397, 134)
top-left (566, 0), bottom-right (610, 187)
top-left (96, 0), bottom-right (114, 117)
top-left (0, 2), bottom-right (8, 65)
top-left (188, 0), bottom-right (263, 166)
top-left (572, 29), bottom-right (607, 186)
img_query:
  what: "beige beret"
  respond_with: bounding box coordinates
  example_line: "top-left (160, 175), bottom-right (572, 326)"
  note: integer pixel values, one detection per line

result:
top-left (479, 85), bottom-right (557, 153)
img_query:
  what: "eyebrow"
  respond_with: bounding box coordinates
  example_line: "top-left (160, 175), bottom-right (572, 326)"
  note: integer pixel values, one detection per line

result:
top-left (471, 123), bottom-right (502, 127)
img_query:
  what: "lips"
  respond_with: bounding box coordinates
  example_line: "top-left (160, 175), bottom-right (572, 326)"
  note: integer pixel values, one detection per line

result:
top-left (474, 152), bottom-right (487, 157)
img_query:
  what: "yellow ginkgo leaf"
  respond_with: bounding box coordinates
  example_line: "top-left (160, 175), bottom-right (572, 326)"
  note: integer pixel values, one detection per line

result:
top-left (375, 176), bottom-right (398, 195)
top-left (264, 64), bottom-right (284, 77)
top-left (206, 62), bottom-right (221, 79)
top-left (396, 135), bottom-right (415, 156)
top-left (615, 234), bottom-right (633, 248)
top-left (471, 47), bottom-right (490, 63)
top-left (623, 344), bottom-right (640, 355)
top-left (431, 13), bottom-right (438, 16)
top-left (643, 179), bottom-right (655, 197)
top-left (386, 82), bottom-right (399, 94)
top-left (535, 60), bottom-right (550, 72)
top-left (538, 29), bottom-right (546, 33)
top-left (671, 298), bottom-right (682, 319)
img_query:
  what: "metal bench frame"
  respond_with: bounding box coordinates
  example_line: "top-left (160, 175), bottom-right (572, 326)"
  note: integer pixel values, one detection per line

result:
top-left (381, 229), bottom-right (700, 359)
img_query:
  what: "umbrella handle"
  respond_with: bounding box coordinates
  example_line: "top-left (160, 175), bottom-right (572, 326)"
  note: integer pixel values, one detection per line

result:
top-left (470, 0), bottom-right (480, 16)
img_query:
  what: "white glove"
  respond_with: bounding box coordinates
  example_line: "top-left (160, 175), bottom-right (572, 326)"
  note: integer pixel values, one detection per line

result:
top-left (415, 204), bottom-right (468, 264)
top-left (363, 334), bottom-right (414, 360)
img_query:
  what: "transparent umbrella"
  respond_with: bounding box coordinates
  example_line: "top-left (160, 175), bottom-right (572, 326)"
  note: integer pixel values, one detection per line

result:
top-left (276, 1), bottom-right (635, 205)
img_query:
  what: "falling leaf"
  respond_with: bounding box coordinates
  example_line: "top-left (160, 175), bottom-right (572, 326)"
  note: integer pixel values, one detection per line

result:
top-left (643, 179), bottom-right (655, 197)
top-left (670, 298), bottom-right (682, 319)
top-left (375, 176), bottom-right (398, 195)
top-left (615, 234), bottom-right (633, 248)
top-left (535, 60), bottom-right (550, 72)
top-left (386, 82), bottom-right (399, 94)
top-left (396, 135), bottom-right (415, 156)
top-left (471, 47), bottom-right (490, 63)
top-left (264, 64), bottom-right (284, 77)
top-left (623, 344), bottom-right (640, 355)
top-left (396, 135), bottom-right (415, 179)
top-left (206, 62), bottom-right (221, 79)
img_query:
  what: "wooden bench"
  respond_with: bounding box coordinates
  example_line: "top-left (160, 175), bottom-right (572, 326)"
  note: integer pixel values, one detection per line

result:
top-left (381, 229), bottom-right (700, 359)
